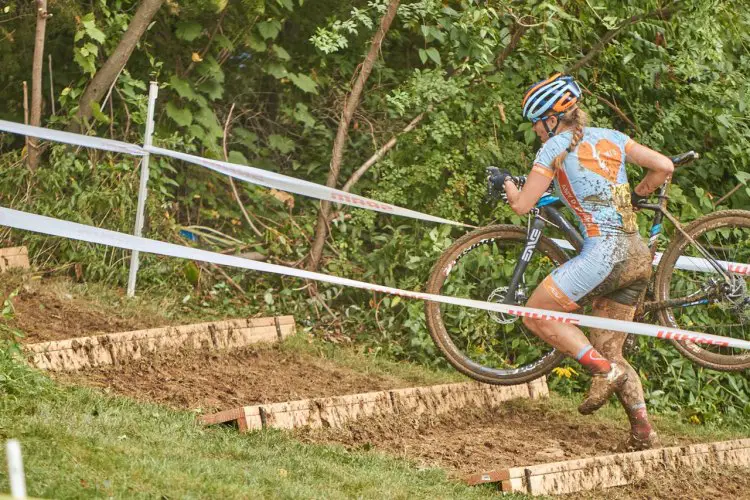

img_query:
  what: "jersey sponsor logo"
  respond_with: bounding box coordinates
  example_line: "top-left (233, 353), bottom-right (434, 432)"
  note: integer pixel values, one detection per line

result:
top-left (578, 139), bottom-right (622, 183)
top-left (556, 168), bottom-right (601, 237)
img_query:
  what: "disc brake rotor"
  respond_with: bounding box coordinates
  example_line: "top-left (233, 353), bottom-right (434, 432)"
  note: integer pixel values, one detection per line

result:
top-left (726, 275), bottom-right (750, 321)
top-left (487, 286), bottom-right (525, 325)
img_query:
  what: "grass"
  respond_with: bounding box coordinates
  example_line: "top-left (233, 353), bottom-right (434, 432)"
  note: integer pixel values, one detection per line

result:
top-left (0, 350), bottom-right (505, 499)
top-left (0, 271), bottom-right (214, 326)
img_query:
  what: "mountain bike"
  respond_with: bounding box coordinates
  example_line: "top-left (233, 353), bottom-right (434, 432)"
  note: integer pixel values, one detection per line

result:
top-left (425, 151), bottom-right (750, 385)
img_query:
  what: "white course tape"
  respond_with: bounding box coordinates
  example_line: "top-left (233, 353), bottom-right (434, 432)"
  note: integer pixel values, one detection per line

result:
top-left (2, 207), bottom-right (748, 351)
top-left (1, 118), bottom-right (745, 273)
top-left (0, 120), bottom-right (146, 157)
top-left (0, 119), bottom-right (470, 228)
top-left (146, 145), bottom-right (471, 227)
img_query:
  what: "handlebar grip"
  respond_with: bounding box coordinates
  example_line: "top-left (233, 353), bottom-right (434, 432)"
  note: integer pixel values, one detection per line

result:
top-left (670, 151), bottom-right (699, 166)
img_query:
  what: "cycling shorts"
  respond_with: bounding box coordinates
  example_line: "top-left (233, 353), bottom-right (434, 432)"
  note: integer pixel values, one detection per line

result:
top-left (541, 233), bottom-right (652, 310)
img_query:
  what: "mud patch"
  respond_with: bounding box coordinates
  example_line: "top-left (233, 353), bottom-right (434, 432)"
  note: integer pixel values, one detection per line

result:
top-left (3, 278), bottom-right (173, 343)
top-left (57, 344), bottom-right (420, 413)
top-left (577, 465), bottom-right (750, 499)
top-left (297, 399), bottom-right (709, 479)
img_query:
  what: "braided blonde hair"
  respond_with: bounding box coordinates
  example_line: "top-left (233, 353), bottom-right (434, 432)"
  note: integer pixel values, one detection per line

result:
top-left (550, 107), bottom-right (588, 172)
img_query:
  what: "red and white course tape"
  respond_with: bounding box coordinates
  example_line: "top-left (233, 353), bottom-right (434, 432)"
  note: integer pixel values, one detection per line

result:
top-left (2, 207), bottom-right (748, 351)
top-left (0, 120), bottom-right (470, 228)
top-left (1, 119), bottom-right (746, 274)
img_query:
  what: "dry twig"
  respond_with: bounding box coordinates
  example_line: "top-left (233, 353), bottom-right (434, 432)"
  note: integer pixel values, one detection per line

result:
top-left (222, 103), bottom-right (263, 238)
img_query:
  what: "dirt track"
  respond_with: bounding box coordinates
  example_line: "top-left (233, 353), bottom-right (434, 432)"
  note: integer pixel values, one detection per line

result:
top-left (297, 398), bottom-right (712, 479)
top-left (58, 345), bottom-right (423, 412)
top-left (60, 343), bottom-right (716, 481)
top-left (7, 279), bottom-right (174, 343)
top-left (10, 278), bottom-right (748, 497)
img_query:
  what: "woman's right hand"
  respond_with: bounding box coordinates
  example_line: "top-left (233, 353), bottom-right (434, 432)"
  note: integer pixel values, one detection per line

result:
top-left (486, 167), bottom-right (512, 201)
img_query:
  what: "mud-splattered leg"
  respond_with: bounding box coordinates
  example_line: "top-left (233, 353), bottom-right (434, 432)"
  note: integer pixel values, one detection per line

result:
top-left (589, 297), bottom-right (656, 448)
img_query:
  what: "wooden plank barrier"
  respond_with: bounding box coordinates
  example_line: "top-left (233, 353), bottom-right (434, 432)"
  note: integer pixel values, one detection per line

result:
top-left (200, 376), bottom-right (549, 431)
top-left (465, 438), bottom-right (750, 496)
top-left (25, 316), bottom-right (295, 371)
top-left (0, 246), bottom-right (30, 272)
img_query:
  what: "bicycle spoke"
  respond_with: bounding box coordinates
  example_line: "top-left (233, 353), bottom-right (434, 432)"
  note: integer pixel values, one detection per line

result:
top-left (659, 214), bottom-right (750, 361)
top-left (438, 236), bottom-right (559, 371)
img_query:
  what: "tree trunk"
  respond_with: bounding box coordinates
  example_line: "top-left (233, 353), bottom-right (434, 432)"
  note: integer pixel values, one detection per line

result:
top-left (306, 0), bottom-right (401, 272)
top-left (70, 0), bottom-right (164, 132)
top-left (28, 0), bottom-right (48, 170)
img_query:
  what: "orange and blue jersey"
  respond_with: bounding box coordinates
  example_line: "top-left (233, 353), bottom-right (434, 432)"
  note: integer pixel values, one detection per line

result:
top-left (531, 127), bottom-right (649, 310)
top-left (532, 127), bottom-right (637, 237)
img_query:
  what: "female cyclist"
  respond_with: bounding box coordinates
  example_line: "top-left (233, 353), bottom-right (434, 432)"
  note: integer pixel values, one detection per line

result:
top-left (490, 73), bottom-right (673, 450)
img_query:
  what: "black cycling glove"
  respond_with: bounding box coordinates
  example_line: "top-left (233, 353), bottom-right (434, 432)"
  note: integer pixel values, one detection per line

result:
top-left (486, 167), bottom-right (512, 202)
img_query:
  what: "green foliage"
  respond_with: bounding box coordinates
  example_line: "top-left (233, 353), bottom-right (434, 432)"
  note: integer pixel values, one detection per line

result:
top-left (0, 289), bottom-right (24, 356)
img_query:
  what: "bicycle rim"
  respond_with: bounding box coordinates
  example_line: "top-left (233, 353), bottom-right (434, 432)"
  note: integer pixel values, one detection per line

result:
top-left (655, 210), bottom-right (750, 371)
top-left (425, 225), bottom-right (568, 385)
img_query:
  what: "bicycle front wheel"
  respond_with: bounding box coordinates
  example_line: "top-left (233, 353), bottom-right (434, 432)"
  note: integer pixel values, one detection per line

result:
top-left (425, 225), bottom-right (569, 385)
top-left (654, 210), bottom-right (750, 371)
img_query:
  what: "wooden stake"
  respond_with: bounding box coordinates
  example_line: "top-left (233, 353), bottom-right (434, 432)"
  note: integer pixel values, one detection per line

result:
top-left (22, 81), bottom-right (29, 155)
top-left (48, 54), bottom-right (55, 115)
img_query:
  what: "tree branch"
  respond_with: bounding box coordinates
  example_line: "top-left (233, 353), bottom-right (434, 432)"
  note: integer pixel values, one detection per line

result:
top-left (222, 103), bottom-right (263, 238)
top-left (495, 18), bottom-right (530, 69)
top-left (70, 0), bottom-right (164, 132)
top-left (341, 110), bottom-right (426, 193)
top-left (566, 1), bottom-right (681, 74)
top-left (306, 0), bottom-right (401, 272)
top-left (582, 87), bottom-right (639, 133)
top-left (714, 183), bottom-right (743, 207)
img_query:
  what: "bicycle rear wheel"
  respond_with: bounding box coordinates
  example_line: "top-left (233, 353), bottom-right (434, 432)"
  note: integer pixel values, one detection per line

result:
top-left (425, 225), bottom-right (569, 385)
top-left (654, 210), bottom-right (750, 371)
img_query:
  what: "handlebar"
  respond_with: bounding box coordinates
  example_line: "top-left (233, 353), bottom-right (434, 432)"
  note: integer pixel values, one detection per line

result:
top-left (670, 151), bottom-right (699, 167)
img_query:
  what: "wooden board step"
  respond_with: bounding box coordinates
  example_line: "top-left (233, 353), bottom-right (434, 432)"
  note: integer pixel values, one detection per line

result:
top-left (0, 246), bottom-right (30, 272)
top-left (201, 377), bottom-right (549, 431)
top-left (26, 315), bottom-right (295, 371)
top-left (465, 437), bottom-right (750, 496)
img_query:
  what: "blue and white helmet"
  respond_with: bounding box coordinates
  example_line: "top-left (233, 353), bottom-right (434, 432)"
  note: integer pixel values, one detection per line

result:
top-left (522, 73), bottom-right (582, 122)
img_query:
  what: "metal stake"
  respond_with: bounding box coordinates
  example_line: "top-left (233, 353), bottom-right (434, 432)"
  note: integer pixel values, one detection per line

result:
top-left (6, 440), bottom-right (26, 499)
top-left (126, 81), bottom-right (158, 297)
